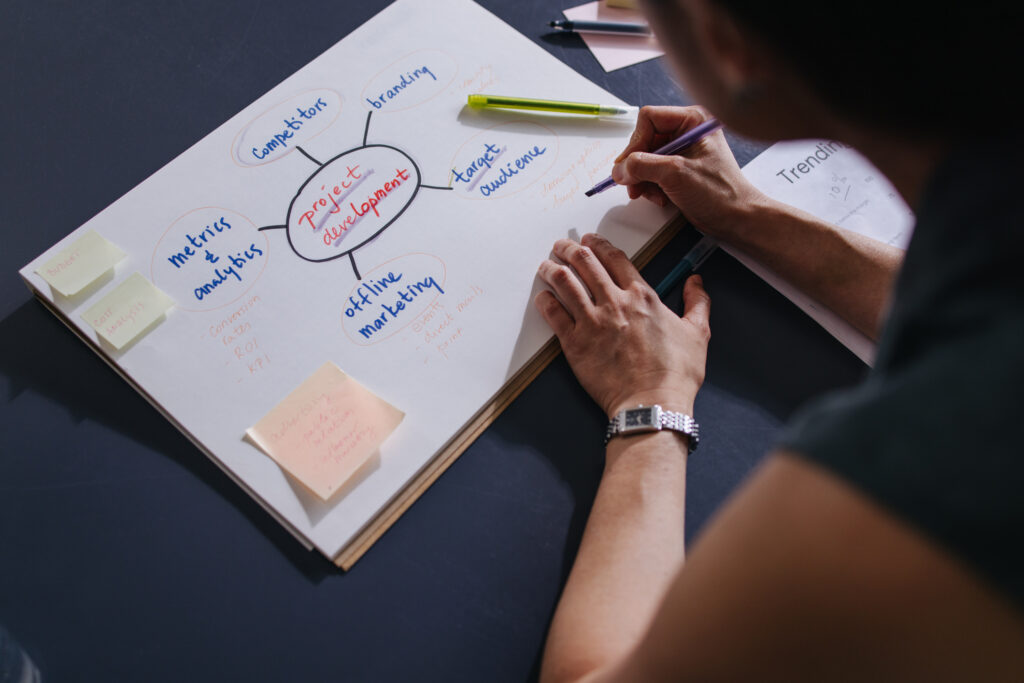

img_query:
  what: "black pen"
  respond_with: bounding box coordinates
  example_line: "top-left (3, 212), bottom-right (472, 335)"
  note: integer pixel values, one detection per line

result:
top-left (549, 19), bottom-right (652, 36)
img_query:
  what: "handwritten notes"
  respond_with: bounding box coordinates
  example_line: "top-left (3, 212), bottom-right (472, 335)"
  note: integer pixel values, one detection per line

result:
top-left (246, 362), bottom-right (404, 501)
top-left (82, 273), bottom-right (175, 350)
top-left (36, 230), bottom-right (126, 297)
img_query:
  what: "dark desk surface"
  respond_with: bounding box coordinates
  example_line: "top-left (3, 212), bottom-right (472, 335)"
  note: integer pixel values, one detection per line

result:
top-left (0, 1), bottom-right (866, 680)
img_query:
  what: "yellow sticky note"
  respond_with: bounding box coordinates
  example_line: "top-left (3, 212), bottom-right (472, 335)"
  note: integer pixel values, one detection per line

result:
top-left (36, 230), bottom-right (126, 297)
top-left (246, 362), bottom-right (404, 501)
top-left (82, 273), bottom-right (175, 350)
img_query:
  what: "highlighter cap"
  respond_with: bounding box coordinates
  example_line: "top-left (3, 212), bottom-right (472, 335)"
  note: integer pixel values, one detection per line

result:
top-left (467, 94), bottom-right (487, 108)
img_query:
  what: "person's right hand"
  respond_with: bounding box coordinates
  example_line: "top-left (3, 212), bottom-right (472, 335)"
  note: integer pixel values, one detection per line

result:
top-left (612, 106), bottom-right (769, 240)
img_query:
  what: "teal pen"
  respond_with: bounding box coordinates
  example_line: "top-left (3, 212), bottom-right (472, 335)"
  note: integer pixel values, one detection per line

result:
top-left (654, 235), bottom-right (718, 298)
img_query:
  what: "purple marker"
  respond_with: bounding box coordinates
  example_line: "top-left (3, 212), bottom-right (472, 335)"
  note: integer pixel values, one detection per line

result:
top-left (585, 118), bottom-right (722, 197)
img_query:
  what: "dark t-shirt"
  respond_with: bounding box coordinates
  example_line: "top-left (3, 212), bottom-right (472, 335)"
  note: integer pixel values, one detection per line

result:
top-left (779, 135), bottom-right (1024, 609)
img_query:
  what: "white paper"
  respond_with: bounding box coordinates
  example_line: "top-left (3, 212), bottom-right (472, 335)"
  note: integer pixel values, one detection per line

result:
top-left (562, 2), bottom-right (664, 72)
top-left (739, 139), bottom-right (915, 365)
top-left (20, 0), bottom-right (675, 559)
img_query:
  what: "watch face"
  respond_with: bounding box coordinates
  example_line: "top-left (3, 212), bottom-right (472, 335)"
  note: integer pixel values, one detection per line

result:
top-left (625, 408), bottom-right (654, 427)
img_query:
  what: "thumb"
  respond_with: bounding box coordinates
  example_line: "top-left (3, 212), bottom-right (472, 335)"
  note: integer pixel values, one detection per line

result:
top-left (681, 274), bottom-right (711, 333)
top-left (612, 151), bottom-right (687, 189)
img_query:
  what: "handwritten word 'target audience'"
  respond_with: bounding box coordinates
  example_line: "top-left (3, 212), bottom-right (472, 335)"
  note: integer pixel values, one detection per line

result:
top-left (250, 97), bottom-right (332, 161)
top-left (452, 142), bottom-right (548, 197)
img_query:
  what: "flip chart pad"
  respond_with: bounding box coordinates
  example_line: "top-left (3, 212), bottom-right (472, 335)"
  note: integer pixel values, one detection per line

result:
top-left (81, 273), bottom-right (174, 350)
top-left (36, 230), bottom-right (126, 297)
top-left (20, 0), bottom-right (676, 561)
top-left (247, 363), bottom-right (404, 501)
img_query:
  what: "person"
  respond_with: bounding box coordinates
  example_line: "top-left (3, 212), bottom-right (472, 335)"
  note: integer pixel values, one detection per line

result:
top-left (533, 0), bottom-right (1024, 680)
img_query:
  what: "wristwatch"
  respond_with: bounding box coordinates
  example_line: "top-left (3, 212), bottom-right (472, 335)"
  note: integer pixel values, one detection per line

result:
top-left (605, 404), bottom-right (699, 452)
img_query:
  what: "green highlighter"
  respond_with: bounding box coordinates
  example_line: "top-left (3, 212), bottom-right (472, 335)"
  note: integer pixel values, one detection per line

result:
top-left (467, 94), bottom-right (637, 117)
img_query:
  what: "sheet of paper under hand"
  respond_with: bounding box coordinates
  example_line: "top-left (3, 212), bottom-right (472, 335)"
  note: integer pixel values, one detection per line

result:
top-left (246, 362), bottom-right (404, 502)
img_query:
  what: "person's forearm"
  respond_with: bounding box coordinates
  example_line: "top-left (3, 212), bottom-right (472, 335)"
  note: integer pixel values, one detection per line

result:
top-left (540, 430), bottom-right (688, 683)
top-left (721, 197), bottom-right (903, 340)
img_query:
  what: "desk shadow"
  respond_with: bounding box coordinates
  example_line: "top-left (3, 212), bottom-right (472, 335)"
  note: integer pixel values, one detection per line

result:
top-left (0, 299), bottom-right (337, 583)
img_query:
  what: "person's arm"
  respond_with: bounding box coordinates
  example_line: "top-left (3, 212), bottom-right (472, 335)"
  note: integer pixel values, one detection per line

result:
top-left (535, 233), bottom-right (709, 682)
top-left (600, 452), bottom-right (1024, 682)
top-left (534, 234), bottom-right (1024, 682)
top-left (612, 105), bottom-right (902, 340)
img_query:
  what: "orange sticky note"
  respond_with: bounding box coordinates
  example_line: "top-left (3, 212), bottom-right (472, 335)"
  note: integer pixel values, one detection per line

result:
top-left (246, 362), bottom-right (404, 501)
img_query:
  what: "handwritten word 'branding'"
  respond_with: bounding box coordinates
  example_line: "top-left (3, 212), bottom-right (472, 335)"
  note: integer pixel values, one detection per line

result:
top-left (365, 67), bottom-right (436, 109)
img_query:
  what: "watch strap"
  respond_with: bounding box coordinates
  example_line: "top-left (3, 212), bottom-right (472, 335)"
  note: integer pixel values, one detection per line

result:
top-left (605, 404), bottom-right (699, 452)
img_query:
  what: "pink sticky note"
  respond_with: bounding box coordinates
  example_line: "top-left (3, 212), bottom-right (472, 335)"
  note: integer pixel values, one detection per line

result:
top-left (246, 362), bottom-right (404, 501)
top-left (562, 1), bottom-right (663, 72)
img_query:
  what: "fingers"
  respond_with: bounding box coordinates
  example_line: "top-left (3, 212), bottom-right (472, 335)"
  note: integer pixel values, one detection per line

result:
top-left (537, 257), bottom-right (592, 320)
top-left (615, 105), bottom-right (711, 163)
top-left (534, 290), bottom-right (574, 338)
top-left (681, 275), bottom-right (711, 338)
top-left (612, 150), bottom-right (687, 188)
top-left (551, 239), bottom-right (618, 303)
top-left (580, 233), bottom-right (643, 290)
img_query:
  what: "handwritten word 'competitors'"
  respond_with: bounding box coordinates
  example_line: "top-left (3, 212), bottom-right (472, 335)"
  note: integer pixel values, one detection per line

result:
top-left (774, 140), bottom-right (850, 184)
top-left (232, 90), bottom-right (342, 166)
top-left (452, 142), bottom-right (548, 197)
top-left (365, 67), bottom-right (436, 110)
top-left (251, 96), bottom-right (331, 161)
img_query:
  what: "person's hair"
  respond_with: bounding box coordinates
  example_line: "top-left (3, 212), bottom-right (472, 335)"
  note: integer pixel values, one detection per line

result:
top-left (710, 2), bottom-right (1021, 137)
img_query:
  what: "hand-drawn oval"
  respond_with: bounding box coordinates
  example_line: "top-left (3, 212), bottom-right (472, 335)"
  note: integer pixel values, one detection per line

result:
top-left (361, 49), bottom-right (457, 113)
top-left (151, 207), bottom-right (269, 312)
top-left (448, 121), bottom-right (559, 200)
top-left (284, 144), bottom-right (421, 262)
top-left (341, 252), bottom-right (447, 346)
top-left (231, 89), bottom-right (342, 167)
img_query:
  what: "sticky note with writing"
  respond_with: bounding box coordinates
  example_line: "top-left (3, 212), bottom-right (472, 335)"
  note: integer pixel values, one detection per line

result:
top-left (36, 230), bottom-right (126, 297)
top-left (246, 362), bottom-right (404, 501)
top-left (82, 273), bottom-right (175, 350)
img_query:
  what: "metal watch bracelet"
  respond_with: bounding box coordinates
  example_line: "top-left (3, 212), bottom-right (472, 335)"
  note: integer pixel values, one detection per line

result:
top-left (605, 404), bottom-right (699, 452)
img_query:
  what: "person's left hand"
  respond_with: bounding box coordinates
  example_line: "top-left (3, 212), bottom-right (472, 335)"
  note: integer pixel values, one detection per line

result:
top-left (535, 233), bottom-right (711, 419)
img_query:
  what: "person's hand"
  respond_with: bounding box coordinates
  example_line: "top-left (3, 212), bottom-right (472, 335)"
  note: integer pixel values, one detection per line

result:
top-left (535, 233), bottom-right (710, 419)
top-left (612, 105), bottom-right (769, 240)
